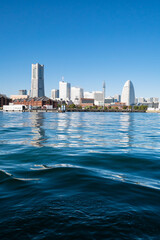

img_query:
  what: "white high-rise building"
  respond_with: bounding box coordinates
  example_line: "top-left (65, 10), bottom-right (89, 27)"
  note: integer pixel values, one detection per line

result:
top-left (31, 63), bottom-right (45, 98)
top-left (93, 91), bottom-right (104, 106)
top-left (51, 89), bottom-right (59, 100)
top-left (121, 80), bottom-right (135, 106)
top-left (93, 91), bottom-right (103, 101)
top-left (71, 87), bottom-right (84, 105)
top-left (59, 81), bottom-right (71, 100)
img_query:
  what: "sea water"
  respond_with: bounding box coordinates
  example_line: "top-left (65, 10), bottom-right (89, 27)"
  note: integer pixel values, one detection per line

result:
top-left (0, 112), bottom-right (160, 239)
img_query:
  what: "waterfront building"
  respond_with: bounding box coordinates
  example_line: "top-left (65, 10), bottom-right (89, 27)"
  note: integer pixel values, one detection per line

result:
top-left (19, 90), bottom-right (27, 95)
top-left (59, 81), bottom-right (71, 100)
top-left (71, 87), bottom-right (84, 105)
top-left (31, 63), bottom-right (45, 98)
top-left (3, 103), bottom-right (25, 111)
top-left (121, 80), bottom-right (135, 106)
top-left (12, 97), bottom-right (58, 109)
top-left (51, 89), bottom-right (59, 100)
top-left (80, 98), bottom-right (94, 108)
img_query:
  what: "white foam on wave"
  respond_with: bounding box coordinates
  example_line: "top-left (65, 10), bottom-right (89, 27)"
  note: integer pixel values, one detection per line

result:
top-left (30, 163), bottom-right (82, 170)
top-left (0, 169), bottom-right (12, 176)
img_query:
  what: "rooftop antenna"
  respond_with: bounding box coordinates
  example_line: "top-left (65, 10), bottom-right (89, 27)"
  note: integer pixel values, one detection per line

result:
top-left (62, 76), bottom-right (64, 81)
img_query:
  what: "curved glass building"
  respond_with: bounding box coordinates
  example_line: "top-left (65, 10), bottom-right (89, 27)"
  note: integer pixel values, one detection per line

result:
top-left (121, 80), bottom-right (135, 106)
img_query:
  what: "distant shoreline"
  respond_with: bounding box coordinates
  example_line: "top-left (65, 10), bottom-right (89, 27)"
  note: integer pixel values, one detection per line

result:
top-left (1, 109), bottom-right (147, 113)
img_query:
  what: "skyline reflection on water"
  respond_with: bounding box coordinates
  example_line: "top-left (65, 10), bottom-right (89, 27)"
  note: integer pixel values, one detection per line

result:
top-left (1, 111), bottom-right (160, 154)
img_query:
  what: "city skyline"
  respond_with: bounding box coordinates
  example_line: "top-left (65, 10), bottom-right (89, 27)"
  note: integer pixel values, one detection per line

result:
top-left (3, 61), bottom-right (159, 103)
top-left (0, 0), bottom-right (160, 98)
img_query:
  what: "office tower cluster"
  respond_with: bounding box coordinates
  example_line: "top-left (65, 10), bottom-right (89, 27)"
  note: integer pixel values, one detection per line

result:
top-left (55, 79), bottom-right (106, 106)
top-left (9, 63), bottom-right (158, 109)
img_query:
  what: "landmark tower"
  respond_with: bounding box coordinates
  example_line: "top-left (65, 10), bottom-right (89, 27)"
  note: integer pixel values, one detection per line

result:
top-left (31, 63), bottom-right (45, 98)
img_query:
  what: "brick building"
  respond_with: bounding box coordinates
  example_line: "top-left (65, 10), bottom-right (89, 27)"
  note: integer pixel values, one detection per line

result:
top-left (80, 98), bottom-right (94, 107)
top-left (12, 97), bottom-right (58, 109)
top-left (0, 94), bottom-right (11, 108)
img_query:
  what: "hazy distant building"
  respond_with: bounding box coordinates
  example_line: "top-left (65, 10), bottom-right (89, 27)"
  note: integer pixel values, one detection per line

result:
top-left (153, 97), bottom-right (159, 103)
top-left (135, 98), bottom-right (138, 104)
top-left (10, 95), bottom-right (28, 100)
top-left (114, 94), bottom-right (121, 102)
top-left (59, 81), bottom-right (71, 100)
top-left (121, 80), bottom-right (135, 106)
top-left (28, 90), bottom-right (31, 97)
top-left (139, 97), bottom-right (159, 104)
top-left (83, 91), bottom-right (93, 99)
top-left (19, 90), bottom-right (27, 95)
top-left (71, 87), bottom-right (84, 105)
top-left (146, 98), bottom-right (153, 103)
top-left (51, 89), bottom-right (59, 100)
top-left (31, 63), bottom-right (45, 98)
top-left (105, 96), bottom-right (114, 104)
top-left (138, 97), bottom-right (146, 104)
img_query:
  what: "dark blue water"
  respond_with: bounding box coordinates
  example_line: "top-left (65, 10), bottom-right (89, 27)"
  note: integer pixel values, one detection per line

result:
top-left (0, 112), bottom-right (160, 239)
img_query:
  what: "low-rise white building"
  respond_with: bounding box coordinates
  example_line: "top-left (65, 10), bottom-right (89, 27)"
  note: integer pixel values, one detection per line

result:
top-left (3, 103), bottom-right (25, 111)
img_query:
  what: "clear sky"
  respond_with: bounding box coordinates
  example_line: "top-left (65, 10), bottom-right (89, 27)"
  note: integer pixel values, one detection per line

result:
top-left (0, 0), bottom-right (160, 98)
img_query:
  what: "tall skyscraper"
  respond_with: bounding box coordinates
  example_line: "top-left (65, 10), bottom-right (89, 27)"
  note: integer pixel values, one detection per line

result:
top-left (71, 87), bottom-right (84, 105)
top-left (59, 80), bottom-right (71, 100)
top-left (103, 81), bottom-right (105, 108)
top-left (31, 63), bottom-right (45, 98)
top-left (51, 89), bottom-right (59, 100)
top-left (121, 80), bottom-right (135, 106)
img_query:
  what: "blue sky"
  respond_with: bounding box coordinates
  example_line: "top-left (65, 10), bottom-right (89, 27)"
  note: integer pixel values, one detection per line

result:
top-left (0, 0), bottom-right (160, 98)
